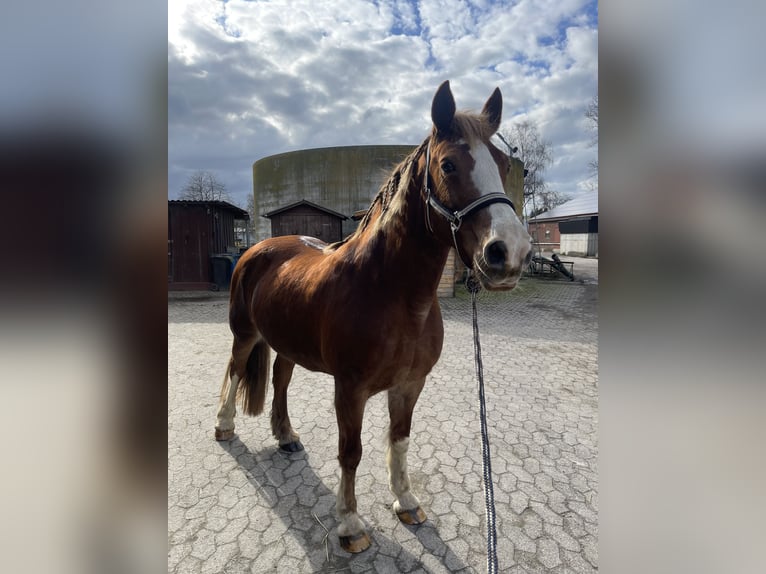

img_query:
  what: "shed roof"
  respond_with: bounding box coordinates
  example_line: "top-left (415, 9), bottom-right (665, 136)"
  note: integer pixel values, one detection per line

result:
top-left (263, 199), bottom-right (348, 220)
top-left (169, 200), bottom-right (249, 219)
top-left (528, 190), bottom-right (598, 222)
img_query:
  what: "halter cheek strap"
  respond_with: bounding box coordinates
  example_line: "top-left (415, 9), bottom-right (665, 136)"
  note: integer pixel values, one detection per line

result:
top-left (423, 140), bottom-right (516, 268)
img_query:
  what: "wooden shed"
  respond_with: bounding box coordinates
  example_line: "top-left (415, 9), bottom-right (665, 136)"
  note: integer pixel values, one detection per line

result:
top-left (168, 200), bottom-right (250, 290)
top-left (264, 200), bottom-right (347, 244)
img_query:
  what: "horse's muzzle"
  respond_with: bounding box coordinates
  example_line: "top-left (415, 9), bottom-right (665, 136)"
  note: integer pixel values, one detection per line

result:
top-left (475, 239), bottom-right (532, 290)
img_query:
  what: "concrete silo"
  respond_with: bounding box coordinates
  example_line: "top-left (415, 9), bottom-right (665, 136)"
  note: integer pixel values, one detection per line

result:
top-left (252, 145), bottom-right (415, 242)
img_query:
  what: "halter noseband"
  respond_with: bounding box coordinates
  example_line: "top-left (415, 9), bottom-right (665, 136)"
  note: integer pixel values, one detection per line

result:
top-left (422, 139), bottom-right (516, 268)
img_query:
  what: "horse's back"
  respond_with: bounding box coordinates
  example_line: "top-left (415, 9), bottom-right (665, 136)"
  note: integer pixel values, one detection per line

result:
top-left (239, 234), bottom-right (327, 264)
top-left (233, 235), bottom-right (329, 286)
top-left (231, 234), bottom-right (333, 310)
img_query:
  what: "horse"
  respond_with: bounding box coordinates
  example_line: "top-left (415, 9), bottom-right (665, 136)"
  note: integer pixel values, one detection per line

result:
top-left (214, 80), bottom-right (532, 553)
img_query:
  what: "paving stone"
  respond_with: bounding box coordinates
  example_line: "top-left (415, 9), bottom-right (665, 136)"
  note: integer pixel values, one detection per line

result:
top-left (215, 517), bottom-right (248, 546)
top-left (563, 512), bottom-right (588, 539)
top-left (249, 539), bottom-right (284, 572)
top-left (562, 548), bottom-right (598, 574)
top-left (167, 542), bottom-right (192, 572)
top-left (174, 554), bottom-right (202, 574)
top-left (200, 542), bottom-right (237, 574)
top-left (220, 556), bottom-right (252, 573)
top-left (169, 274), bottom-right (598, 572)
top-left (449, 500), bottom-right (480, 528)
top-left (518, 481), bottom-right (549, 504)
top-left (581, 533), bottom-right (598, 568)
top-left (505, 525), bottom-right (538, 554)
top-left (530, 500), bottom-right (564, 527)
top-left (509, 490), bottom-right (530, 515)
top-left (567, 500), bottom-right (598, 525)
top-left (538, 536), bottom-right (563, 569)
top-left (520, 507), bottom-right (544, 539)
top-left (544, 523), bottom-right (582, 552)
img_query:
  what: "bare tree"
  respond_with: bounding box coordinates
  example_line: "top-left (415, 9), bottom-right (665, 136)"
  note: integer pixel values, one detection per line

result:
top-left (179, 170), bottom-right (230, 201)
top-left (530, 187), bottom-right (569, 218)
top-left (245, 193), bottom-right (256, 245)
top-left (498, 120), bottom-right (566, 218)
top-left (585, 95), bottom-right (598, 181)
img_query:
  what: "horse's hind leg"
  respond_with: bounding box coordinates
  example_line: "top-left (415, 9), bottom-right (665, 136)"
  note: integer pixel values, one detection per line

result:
top-left (214, 338), bottom-right (255, 441)
top-left (270, 354), bottom-right (303, 452)
top-left (387, 378), bottom-right (428, 525)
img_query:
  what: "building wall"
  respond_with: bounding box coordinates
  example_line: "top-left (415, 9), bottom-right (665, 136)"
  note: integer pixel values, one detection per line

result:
top-left (560, 233), bottom-right (598, 257)
top-left (559, 216), bottom-right (598, 234)
top-left (168, 204), bottom-right (213, 284)
top-left (269, 205), bottom-right (344, 243)
top-left (212, 208), bottom-right (239, 253)
top-left (527, 221), bottom-right (561, 251)
top-left (507, 155), bottom-right (525, 216)
top-left (168, 202), bottom-right (248, 287)
top-left (438, 249), bottom-right (456, 298)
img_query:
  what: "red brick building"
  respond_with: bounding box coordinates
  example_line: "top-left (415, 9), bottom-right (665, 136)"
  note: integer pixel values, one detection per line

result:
top-left (527, 190), bottom-right (598, 256)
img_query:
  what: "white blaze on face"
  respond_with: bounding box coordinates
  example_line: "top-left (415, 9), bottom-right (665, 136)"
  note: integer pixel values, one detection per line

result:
top-left (469, 141), bottom-right (505, 197)
top-left (469, 141), bottom-right (514, 229)
top-left (469, 141), bottom-right (531, 264)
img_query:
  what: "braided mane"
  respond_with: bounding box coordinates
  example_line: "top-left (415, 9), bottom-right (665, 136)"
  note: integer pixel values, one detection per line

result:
top-left (325, 140), bottom-right (428, 250)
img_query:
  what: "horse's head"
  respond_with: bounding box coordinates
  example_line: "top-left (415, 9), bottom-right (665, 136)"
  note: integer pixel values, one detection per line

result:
top-left (423, 81), bottom-right (532, 290)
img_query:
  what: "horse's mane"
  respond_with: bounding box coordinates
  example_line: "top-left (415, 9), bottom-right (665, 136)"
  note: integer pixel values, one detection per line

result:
top-left (325, 111), bottom-right (492, 251)
top-left (325, 139), bottom-right (428, 251)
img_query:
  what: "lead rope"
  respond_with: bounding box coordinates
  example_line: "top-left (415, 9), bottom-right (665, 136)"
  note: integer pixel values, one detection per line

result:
top-left (465, 271), bottom-right (499, 574)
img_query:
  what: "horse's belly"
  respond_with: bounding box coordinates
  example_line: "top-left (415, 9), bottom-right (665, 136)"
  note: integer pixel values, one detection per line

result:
top-left (256, 313), bottom-right (329, 373)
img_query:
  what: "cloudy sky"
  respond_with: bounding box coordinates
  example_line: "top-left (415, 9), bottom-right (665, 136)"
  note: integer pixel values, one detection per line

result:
top-left (169, 0), bottom-right (598, 209)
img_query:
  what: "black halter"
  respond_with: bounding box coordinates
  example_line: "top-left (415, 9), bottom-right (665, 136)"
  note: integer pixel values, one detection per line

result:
top-left (422, 139), bottom-right (516, 268)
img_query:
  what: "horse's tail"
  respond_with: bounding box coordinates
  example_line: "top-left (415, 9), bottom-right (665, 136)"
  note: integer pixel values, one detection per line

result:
top-left (227, 249), bottom-right (270, 417)
top-left (236, 340), bottom-right (270, 417)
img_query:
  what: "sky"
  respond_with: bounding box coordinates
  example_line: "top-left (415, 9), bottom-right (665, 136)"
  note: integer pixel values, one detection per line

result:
top-left (168, 0), bottom-right (598, 210)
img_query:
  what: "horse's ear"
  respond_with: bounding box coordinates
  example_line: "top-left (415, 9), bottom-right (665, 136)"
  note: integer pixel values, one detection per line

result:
top-left (431, 80), bottom-right (456, 135)
top-left (482, 87), bottom-right (503, 133)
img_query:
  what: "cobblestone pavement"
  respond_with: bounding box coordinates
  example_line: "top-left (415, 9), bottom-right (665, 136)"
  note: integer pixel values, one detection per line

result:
top-left (169, 269), bottom-right (598, 573)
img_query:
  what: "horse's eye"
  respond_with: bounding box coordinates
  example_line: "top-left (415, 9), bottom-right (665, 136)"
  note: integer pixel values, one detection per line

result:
top-left (441, 160), bottom-right (455, 174)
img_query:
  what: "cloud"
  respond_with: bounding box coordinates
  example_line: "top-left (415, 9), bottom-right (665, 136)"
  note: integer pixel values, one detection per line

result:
top-left (168, 0), bottom-right (598, 206)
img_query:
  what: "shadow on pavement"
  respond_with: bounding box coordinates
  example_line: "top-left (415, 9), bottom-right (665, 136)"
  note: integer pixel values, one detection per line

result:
top-left (218, 436), bottom-right (471, 572)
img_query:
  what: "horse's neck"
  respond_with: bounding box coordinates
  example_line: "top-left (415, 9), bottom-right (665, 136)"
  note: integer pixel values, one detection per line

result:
top-left (365, 177), bottom-right (450, 298)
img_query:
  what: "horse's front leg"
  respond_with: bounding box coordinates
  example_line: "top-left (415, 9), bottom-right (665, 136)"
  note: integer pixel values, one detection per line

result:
top-left (334, 385), bottom-right (371, 553)
top-left (387, 378), bottom-right (428, 525)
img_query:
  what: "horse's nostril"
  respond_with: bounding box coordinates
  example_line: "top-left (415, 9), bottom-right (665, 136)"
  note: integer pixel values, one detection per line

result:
top-left (485, 240), bottom-right (508, 268)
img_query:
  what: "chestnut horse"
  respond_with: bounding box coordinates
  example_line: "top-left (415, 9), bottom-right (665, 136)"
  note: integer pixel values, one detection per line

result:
top-left (214, 81), bottom-right (532, 552)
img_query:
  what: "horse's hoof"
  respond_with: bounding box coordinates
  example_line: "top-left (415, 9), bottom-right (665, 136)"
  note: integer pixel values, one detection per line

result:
top-left (396, 506), bottom-right (427, 526)
top-left (339, 532), bottom-right (371, 553)
top-left (215, 428), bottom-right (235, 441)
top-left (279, 441), bottom-right (304, 453)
